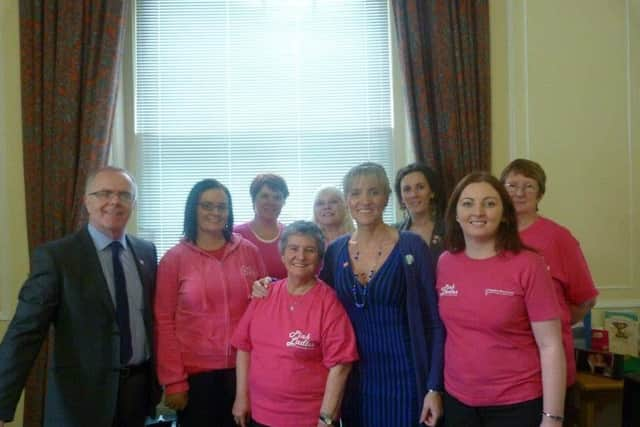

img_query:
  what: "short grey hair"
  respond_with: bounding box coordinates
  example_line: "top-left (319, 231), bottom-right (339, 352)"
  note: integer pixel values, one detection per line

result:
top-left (279, 220), bottom-right (326, 260)
top-left (342, 162), bottom-right (391, 198)
top-left (85, 166), bottom-right (137, 200)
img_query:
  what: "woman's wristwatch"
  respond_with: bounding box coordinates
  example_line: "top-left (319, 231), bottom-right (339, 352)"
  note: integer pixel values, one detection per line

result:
top-left (319, 412), bottom-right (337, 425)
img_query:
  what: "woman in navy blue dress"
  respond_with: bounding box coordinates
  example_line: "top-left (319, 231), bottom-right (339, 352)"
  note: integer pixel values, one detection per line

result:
top-left (320, 162), bottom-right (445, 427)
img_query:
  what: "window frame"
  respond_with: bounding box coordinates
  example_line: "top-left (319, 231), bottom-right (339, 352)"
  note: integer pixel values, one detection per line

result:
top-left (114, 0), bottom-right (414, 248)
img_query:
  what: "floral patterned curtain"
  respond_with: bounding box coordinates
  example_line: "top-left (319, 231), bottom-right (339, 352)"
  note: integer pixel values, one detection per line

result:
top-left (19, 1), bottom-right (128, 425)
top-left (392, 0), bottom-right (491, 198)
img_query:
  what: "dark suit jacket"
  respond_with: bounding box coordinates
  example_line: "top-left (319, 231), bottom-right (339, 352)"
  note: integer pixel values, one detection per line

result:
top-left (0, 226), bottom-right (161, 427)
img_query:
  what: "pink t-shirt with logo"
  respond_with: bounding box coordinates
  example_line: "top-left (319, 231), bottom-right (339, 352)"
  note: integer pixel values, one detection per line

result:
top-left (231, 279), bottom-right (358, 427)
top-left (520, 216), bottom-right (598, 386)
top-left (436, 250), bottom-right (561, 406)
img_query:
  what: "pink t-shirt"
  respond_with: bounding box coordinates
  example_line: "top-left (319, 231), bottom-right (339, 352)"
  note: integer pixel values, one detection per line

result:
top-left (436, 250), bottom-right (561, 406)
top-left (234, 222), bottom-right (287, 280)
top-left (231, 279), bottom-right (358, 427)
top-left (520, 216), bottom-right (598, 386)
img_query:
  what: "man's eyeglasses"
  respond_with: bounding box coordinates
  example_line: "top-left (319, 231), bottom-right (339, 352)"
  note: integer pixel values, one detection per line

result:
top-left (504, 183), bottom-right (538, 194)
top-left (199, 202), bottom-right (228, 212)
top-left (89, 190), bottom-right (134, 203)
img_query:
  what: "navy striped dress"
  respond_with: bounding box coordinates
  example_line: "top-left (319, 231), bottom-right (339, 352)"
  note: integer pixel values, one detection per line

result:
top-left (334, 243), bottom-right (420, 427)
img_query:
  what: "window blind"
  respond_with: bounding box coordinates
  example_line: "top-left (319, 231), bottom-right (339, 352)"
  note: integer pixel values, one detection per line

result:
top-left (135, 0), bottom-right (394, 255)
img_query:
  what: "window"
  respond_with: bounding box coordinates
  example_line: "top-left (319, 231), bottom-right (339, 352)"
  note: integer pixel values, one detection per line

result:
top-left (135, 0), bottom-right (395, 255)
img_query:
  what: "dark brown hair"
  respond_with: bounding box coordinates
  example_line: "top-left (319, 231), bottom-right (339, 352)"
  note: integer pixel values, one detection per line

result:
top-left (249, 174), bottom-right (290, 203)
top-left (444, 171), bottom-right (524, 254)
top-left (184, 179), bottom-right (234, 242)
top-left (394, 162), bottom-right (444, 221)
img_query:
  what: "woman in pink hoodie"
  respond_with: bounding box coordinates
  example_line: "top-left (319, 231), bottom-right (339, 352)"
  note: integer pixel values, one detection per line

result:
top-left (154, 179), bottom-right (267, 427)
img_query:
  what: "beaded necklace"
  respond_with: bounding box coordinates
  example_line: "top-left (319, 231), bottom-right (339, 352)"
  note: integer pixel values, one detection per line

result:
top-left (349, 238), bottom-right (384, 308)
top-left (352, 245), bottom-right (383, 283)
top-left (351, 281), bottom-right (367, 309)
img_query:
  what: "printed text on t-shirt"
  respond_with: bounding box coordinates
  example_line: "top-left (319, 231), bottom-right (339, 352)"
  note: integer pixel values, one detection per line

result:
top-left (286, 330), bottom-right (316, 349)
top-left (484, 288), bottom-right (515, 297)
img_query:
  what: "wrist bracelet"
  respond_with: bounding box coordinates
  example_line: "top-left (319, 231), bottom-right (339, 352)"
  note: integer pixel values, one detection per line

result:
top-left (319, 412), bottom-right (336, 425)
top-left (541, 411), bottom-right (564, 422)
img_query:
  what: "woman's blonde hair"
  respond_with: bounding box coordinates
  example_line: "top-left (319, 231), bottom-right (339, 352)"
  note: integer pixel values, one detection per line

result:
top-left (342, 162), bottom-right (392, 198)
top-left (312, 185), bottom-right (355, 234)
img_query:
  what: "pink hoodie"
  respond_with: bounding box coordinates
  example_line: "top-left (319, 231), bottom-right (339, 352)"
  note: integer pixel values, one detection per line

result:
top-left (154, 234), bottom-right (267, 394)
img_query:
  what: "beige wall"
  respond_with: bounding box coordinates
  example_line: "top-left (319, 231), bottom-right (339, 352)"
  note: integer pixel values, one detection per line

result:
top-left (0, 1), bottom-right (638, 424)
top-left (0, 1), bottom-right (28, 425)
top-left (491, 0), bottom-right (640, 324)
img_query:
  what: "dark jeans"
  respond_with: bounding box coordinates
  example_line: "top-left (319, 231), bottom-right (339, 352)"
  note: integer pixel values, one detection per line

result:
top-left (178, 369), bottom-right (236, 427)
top-left (443, 392), bottom-right (543, 427)
top-left (113, 362), bottom-right (151, 427)
top-left (250, 420), bottom-right (270, 427)
top-left (564, 384), bottom-right (578, 427)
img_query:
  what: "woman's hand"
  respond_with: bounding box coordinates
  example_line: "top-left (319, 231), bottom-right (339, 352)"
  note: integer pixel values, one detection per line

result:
top-left (419, 390), bottom-right (443, 426)
top-left (251, 276), bottom-right (273, 298)
top-left (164, 391), bottom-right (188, 411)
top-left (232, 394), bottom-right (251, 427)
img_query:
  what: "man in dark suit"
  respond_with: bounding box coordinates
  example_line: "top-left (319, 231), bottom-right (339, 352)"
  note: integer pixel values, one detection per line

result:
top-left (0, 166), bottom-right (161, 427)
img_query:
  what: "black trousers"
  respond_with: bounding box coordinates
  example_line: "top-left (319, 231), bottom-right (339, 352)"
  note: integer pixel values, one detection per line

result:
top-left (178, 369), bottom-right (236, 427)
top-left (564, 384), bottom-right (578, 427)
top-left (443, 393), bottom-right (543, 427)
top-left (113, 363), bottom-right (151, 427)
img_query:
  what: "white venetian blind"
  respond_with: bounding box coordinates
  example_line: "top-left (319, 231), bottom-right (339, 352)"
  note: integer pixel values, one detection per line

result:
top-left (135, 0), bottom-right (394, 255)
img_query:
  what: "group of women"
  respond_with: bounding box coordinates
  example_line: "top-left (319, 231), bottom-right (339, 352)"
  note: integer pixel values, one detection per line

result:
top-left (153, 159), bottom-right (598, 427)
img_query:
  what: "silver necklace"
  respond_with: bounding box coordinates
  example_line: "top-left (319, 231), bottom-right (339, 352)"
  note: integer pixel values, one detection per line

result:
top-left (289, 298), bottom-right (302, 311)
top-left (286, 282), bottom-right (314, 311)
